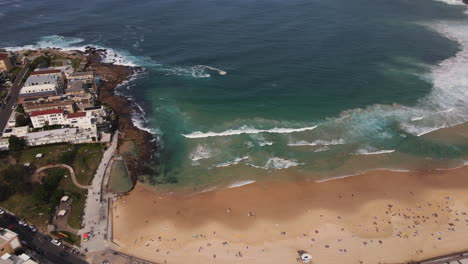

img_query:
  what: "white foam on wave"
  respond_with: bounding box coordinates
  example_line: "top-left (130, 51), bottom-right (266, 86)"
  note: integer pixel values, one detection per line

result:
top-left (433, 0), bottom-right (466, 5)
top-left (4, 35), bottom-right (143, 67)
top-left (183, 125), bottom-right (317, 139)
top-left (216, 156), bottom-right (250, 168)
top-left (227, 180), bottom-right (256, 188)
top-left (264, 157), bottom-right (303, 169)
top-left (411, 116), bottom-right (425, 121)
top-left (163, 66), bottom-right (211, 78)
top-left (314, 146), bottom-right (330, 152)
top-left (190, 144), bottom-right (213, 165)
top-left (196, 65), bottom-right (227, 75)
top-left (288, 139), bottom-right (345, 147)
top-left (354, 149), bottom-right (396, 155)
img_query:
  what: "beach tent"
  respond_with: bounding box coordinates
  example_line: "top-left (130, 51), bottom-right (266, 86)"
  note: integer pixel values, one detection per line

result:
top-left (301, 253), bottom-right (312, 263)
top-left (58, 210), bottom-right (67, 216)
top-left (35, 153), bottom-right (43, 159)
top-left (61, 196), bottom-right (69, 202)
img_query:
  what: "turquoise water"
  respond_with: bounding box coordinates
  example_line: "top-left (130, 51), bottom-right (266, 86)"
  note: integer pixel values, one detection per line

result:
top-left (2, 0), bottom-right (468, 187)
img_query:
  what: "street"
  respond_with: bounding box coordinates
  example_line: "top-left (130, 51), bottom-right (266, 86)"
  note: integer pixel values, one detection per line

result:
top-left (0, 60), bottom-right (29, 132)
top-left (0, 211), bottom-right (88, 264)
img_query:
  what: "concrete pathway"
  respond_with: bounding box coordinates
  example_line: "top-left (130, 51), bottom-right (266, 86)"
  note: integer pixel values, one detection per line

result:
top-left (418, 252), bottom-right (468, 264)
top-left (80, 131), bottom-right (119, 253)
top-left (35, 164), bottom-right (90, 189)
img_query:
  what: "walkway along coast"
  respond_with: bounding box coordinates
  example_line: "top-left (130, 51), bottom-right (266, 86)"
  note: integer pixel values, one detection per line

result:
top-left (80, 131), bottom-right (118, 253)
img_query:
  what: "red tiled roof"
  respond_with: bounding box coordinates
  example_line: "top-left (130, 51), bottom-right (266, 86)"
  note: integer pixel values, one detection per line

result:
top-left (29, 109), bottom-right (64, 117)
top-left (31, 69), bottom-right (61, 75)
top-left (66, 112), bottom-right (86, 119)
top-left (0, 53), bottom-right (8, 60)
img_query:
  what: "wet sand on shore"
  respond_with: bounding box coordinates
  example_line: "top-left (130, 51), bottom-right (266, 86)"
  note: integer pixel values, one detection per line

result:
top-left (113, 166), bottom-right (468, 264)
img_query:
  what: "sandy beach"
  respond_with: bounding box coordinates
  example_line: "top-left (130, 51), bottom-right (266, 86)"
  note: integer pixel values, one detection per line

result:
top-left (112, 167), bottom-right (468, 264)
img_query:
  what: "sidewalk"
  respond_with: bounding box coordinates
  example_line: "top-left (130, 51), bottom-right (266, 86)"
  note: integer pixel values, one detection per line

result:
top-left (80, 131), bottom-right (119, 253)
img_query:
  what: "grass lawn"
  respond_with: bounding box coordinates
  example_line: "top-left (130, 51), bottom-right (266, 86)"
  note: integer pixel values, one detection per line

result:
top-left (19, 144), bottom-right (70, 167)
top-left (0, 194), bottom-right (50, 230)
top-left (67, 193), bottom-right (85, 230)
top-left (2, 143), bottom-right (105, 232)
top-left (72, 144), bottom-right (105, 185)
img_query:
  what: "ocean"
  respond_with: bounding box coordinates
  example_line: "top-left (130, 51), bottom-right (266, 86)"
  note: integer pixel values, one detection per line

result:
top-left (2, 0), bottom-right (468, 189)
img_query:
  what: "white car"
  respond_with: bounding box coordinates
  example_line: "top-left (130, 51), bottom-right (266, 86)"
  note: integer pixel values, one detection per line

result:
top-left (0, 209), bottom-right (4, 215)
top-left (17, 220), bottom-right (27, 226)
top-left (51, 239), bottom-right (62, 246)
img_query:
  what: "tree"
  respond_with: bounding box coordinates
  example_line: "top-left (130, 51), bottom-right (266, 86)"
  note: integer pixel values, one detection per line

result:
top-left (0, 164), bottom-right (34, 195)
top-left (15, 114), bottom-right (30, 127)
top-left (8, 135), bottom-right (26, 152)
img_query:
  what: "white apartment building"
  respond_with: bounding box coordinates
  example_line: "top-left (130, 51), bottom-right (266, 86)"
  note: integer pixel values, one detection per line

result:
top-left (20, 74), bottom-right (63, 95)
top-left (66, 112), bottom-right (94, 128)
top-left (24, 127), bottom-right (97, 146)
top-left (29, 109), bottom-right (65, 128)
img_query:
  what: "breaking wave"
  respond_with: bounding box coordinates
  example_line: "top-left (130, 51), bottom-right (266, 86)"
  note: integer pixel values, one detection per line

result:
top-left (354, 149), bottom-right (396, 155)
top-left (183, 125), bottom-right (318, 138)
top-left (190, 144), bottom-right (213, 165)
top-left (288, 139), bottom-right (345, 147)
top-left (216, 156), bottom-right (250, 168)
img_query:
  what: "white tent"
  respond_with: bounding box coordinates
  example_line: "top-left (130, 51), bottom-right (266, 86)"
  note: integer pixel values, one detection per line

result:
top-left (58, 210), bottom-right (67, 216)
top-left (61, 196), bottom-right (69, 202)
top-left (301, 253), bottom-right (312, 263)
top-left (35, 153), bottom-right (43, 159)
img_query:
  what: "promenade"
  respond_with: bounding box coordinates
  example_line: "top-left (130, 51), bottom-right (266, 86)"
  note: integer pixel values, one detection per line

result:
top-left (80, 131), bottom-right (118, 253)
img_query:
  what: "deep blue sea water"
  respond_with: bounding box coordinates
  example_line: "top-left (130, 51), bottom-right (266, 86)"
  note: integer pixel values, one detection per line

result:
top-left (2, 0), bottom-right (468, 188)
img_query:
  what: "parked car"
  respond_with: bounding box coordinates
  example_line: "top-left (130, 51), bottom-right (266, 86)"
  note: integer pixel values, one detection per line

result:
top-left (51, 239), bottom-right (62, 246)
top-left (28, 226), bottom-right (37, 233)
top-left (17, 220), bottom-right (27, 226)
top-left (43, 235), bottom-right (52, 242)
top-left (71, 249), bottom-right (80, 255)
top-left (62, 245), bottom-right (70, 251)
top-left (7, 224), bottom-right (14, 229)
top-left (0, 209), bottom-right (4, 215)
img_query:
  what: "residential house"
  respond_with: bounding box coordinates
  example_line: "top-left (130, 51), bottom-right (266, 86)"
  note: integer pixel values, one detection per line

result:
top-left (0, 54), bottom-right (11, 72)
top-left (67, 71), bottom-right (94, 81)
top-left (2, 126), bottom-right (28, 138)
top-left (0, 229), bottom-right (21, 257)
top-left (18, 74), bottom-right (64, 103)
top-left (23, 100), bottom-right (76, 114)
top-left (66, 80), bottom-right (89, 95)
top-left (0, 253), bottom-right (38, 264)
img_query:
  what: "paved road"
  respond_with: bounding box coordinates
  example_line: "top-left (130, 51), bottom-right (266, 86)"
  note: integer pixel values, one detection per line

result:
top-left (0, 60), bottom-right (29, 132)
top-left (36, 164), bottom-right (90, 189)
top-left (0, 211), bottom-right (88, 264)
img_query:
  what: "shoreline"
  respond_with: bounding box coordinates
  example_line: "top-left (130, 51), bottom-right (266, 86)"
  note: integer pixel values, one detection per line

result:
top-left (113, 165), bottom-right (468, 264)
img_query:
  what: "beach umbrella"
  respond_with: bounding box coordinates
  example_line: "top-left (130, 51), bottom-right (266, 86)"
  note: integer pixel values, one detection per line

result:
top-left (301, 253), bottom-right (312, 263)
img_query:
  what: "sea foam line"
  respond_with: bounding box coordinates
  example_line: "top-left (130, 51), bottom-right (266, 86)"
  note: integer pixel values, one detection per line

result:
top-left (227, 180), bottom-right (256, 188)
top-left (354, 149), bottom-right (396, 155)
top-left (183, 125), bottom-right (318, 138)
top-left (288, 139), bottom-right (345, 147)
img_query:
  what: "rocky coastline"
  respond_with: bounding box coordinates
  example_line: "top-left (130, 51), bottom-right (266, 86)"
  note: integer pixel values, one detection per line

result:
top-left (84, 47), bottom-right (159, 180)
